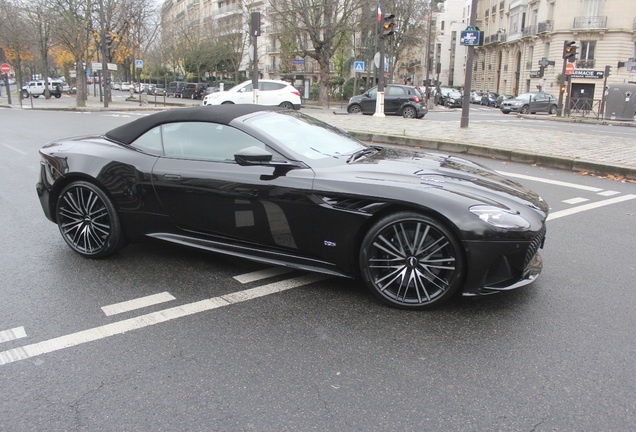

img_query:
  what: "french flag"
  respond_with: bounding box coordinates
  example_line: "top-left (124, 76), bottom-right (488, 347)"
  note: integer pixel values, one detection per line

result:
top-left (377, 2), bottom-right (382, 21)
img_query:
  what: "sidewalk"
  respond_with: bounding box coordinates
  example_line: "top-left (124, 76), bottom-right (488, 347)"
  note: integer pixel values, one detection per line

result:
top-left (2, 92), bottom-right (635, 180)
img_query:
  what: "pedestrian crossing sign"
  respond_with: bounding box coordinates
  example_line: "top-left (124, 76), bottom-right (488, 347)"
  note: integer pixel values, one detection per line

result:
top-left (354, 61), bottom-right (365, 73)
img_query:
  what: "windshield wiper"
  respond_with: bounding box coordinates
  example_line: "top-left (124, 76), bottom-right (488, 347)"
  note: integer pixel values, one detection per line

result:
top-left (346, 146), bottom-right (383, 163)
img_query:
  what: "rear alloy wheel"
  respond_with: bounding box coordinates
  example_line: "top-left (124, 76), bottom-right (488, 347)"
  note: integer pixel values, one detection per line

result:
top-left (279, 101), bottom-right (294, 109)
top-left (520, 105), bottom-right (530, 114)
top-left (402, 106), bottom-right (417, 119)
top-left (347, 104), bottom-right (362, 114)
top-left (359, 212), bottom-right (464, 310)
top-left (549, 105), bottom-right (557, 115)
top-left (56, 181), bottom-right (125, 258)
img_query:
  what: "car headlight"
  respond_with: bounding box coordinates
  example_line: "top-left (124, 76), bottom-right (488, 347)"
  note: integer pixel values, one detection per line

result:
top-left (469, 205), bottom-right (530, 230)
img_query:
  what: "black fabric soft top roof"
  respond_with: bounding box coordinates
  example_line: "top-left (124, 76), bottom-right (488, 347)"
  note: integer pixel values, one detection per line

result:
top-left (105, 104), bottom-right (279, 145)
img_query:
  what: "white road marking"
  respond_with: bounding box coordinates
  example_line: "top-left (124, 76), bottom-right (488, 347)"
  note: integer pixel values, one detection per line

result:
top-left (1, 143), bottom-right (28, 155)
top-left (233, 267), bottom-right (294, 284)
top-left (598, 190), bottom-right (620, 197)
top-left (547, 194), bottom-right (636, 221)
top-left (101, 292), bottom-right (176, 316)
top-left (0, 327), bottom-right (27, 344)
top-left (563, 197), bottom-right (589, 205)
top-left (0, 274), bottom-right (328, 366)
top-left (497, 171), bottom-right (603, 192)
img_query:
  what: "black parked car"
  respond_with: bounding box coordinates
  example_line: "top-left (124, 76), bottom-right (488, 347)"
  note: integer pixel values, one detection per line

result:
top-left (481, 91), bottom-right (499, 107)
top-left (347, 84), bottom-right (427, 119)
top-left (445, 90), bottom-right (463, 108)
top-left (36, 105), bottom-right (548, 310)
top-left (181, 83), bottom-right (208, 99)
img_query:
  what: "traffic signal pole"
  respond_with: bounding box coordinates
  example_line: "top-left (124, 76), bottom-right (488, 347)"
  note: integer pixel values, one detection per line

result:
top-left (374, 36), bottom-right (386, 117)
top-left (556, 58), bottom-right (567, 117)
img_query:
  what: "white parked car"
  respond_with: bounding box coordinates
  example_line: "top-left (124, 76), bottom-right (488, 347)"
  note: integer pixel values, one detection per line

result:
top-left (202, 79), bottom-right (301, 110)
top-left (21, 80), bottom-right (63, 98)
top-left (120, 82), bottom-right (131, 91)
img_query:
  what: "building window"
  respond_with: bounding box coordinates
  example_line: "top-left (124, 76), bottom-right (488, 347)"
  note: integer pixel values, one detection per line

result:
top-left (581, 41), bottom-right (596, 61)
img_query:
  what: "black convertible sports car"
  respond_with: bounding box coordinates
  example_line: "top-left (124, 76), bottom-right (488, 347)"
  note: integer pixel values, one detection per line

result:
top-left (37, 105), bottom-right (548, 310)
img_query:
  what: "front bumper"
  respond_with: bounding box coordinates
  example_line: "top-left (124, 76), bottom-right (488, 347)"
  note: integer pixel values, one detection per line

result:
top-left (462, 226), bottom-right (547, 296)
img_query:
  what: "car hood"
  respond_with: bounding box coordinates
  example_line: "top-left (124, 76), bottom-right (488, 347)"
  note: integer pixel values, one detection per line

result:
top-left (318, 147), bottom-right (548, 215)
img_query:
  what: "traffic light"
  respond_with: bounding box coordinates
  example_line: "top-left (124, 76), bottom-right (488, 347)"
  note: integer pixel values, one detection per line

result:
top-left (381, 14), bottom-right (395, 38)
top-left (105, 33), bottom-right (114, 51)
top-left (538, 65), bottom-right (545, 78)
top-left (560, 84), bottom-right (566, 93)
top-left (563, 40), bottom-right (577, 63)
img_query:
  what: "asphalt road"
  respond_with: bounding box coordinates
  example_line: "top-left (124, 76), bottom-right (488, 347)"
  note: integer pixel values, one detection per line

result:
top-left (0, 109), bottom-right (635, 431)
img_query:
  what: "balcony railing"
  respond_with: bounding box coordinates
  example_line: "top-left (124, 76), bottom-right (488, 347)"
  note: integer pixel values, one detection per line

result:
top-left (576, 59), bottom-right (595, 69)
top-left (573, 16), bottom-right (607, 30)
top-left (537, 20), bottom-right (553, 33)
top-left (484, 32), bottom-right (507, 44)
top-left (522, 25), bottom-right (537, 37)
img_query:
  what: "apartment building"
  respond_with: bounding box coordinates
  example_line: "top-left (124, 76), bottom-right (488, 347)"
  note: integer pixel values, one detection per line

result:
top-left (472, 0), bottom-right (636, 101)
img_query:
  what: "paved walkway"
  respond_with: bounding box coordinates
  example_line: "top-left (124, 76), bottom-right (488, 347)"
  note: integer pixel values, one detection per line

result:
top-left (2, 92), bottom-right (635, 180)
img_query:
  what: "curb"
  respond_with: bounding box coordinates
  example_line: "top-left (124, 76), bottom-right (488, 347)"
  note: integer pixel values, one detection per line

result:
top-left (348, 131), bottom-right (636, 180)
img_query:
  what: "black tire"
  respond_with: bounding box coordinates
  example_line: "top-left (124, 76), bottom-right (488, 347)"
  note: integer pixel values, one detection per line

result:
top-left (221, 101), bottom-right (235, 105)
top-left (520, 105), bottom-right (530, 114)
top-left (279, 101), bottom-right (294, 109)
top-left (348, 104), bottom-right (362, 114)
top-left (549, 105), bottom-right (557, 115)
top-left (55, 181), bottom-right (126, 258)
top-left (21, 90), bottom-right (28, 99)
top-left (33, 94), bottom-right (39, 98)
top-left (402, 106), bottom-right (417, 118)
top-left (54, 93), bottom-right (61, 99)
top-left (359, 212), bottom-right (464, 310)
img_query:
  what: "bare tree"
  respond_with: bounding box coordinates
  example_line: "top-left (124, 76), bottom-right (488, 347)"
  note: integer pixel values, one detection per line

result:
top-left (54, 0), bottom-right (95, 106)
top-left (19, 0), bottom-right (59, 98)
top-left (269, 0), bottom-right (365, 106)
top-left (0, 0), bottom-right (33, 91)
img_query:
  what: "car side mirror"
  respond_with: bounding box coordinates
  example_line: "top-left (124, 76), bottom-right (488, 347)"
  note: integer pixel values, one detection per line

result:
top-left (235, 146), bottom-right (273, 165)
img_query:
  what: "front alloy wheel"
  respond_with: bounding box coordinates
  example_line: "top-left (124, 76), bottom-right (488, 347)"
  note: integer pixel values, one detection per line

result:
top-left (360, 212), bottom-right (464, 310)
top-left (520, 105), bottom-right (530, 114)
top-left (347, 104), bottom-right (362, 114)
top-left (56, 181), bottom-right (125, 258)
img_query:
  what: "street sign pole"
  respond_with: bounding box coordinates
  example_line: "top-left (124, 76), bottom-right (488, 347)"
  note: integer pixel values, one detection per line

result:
top-left (460, 0), bottom-right (479, 128)
top-left (374, 37), bottom-right (385, 118)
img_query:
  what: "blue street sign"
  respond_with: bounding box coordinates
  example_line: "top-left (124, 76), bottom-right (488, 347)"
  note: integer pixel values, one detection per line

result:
top-left (292, 59), bottom-right (305, 65)
top-left (460, 30), bottom-right (483, 47)
top-left (135, 59), bottom-right (143, 69)
top-left (354, 61), bottom-right (365, 73)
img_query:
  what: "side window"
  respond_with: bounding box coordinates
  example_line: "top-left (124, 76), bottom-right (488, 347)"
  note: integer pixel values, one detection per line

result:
top-left (161, 122), bottom-right (265, 161)
top-left (386, 87), bottom-right (406, 96)
top-left (242, 83), bottom-right (254, 92)
top-left (367, 88), bottom-right (377, 98)
top-left (260, 82), bottom-right (286, 91)
top-left (130, 126), bottom-right (163, 155)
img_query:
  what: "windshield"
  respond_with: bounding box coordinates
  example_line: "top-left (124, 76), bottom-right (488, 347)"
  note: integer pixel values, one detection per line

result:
top-left (243, 111), bottom-right (365, 161)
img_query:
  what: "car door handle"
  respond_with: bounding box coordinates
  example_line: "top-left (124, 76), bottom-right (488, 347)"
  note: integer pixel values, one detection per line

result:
top-left (163, 173), bottom-right (181, 180)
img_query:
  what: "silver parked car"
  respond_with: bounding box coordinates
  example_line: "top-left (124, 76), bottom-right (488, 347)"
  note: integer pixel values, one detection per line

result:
top-left (500, 92), bottom-right (557, 115)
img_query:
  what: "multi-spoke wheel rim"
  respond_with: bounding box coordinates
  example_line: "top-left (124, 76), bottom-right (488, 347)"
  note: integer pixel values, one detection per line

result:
top-left (348, 105), bottom-right (362, 114)
top-left (403, 107), bottom-right (416, 118)
top-left (58, 185), bottom-right (112, 255)
top-left (366, 219), bottom-right (458, 306)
